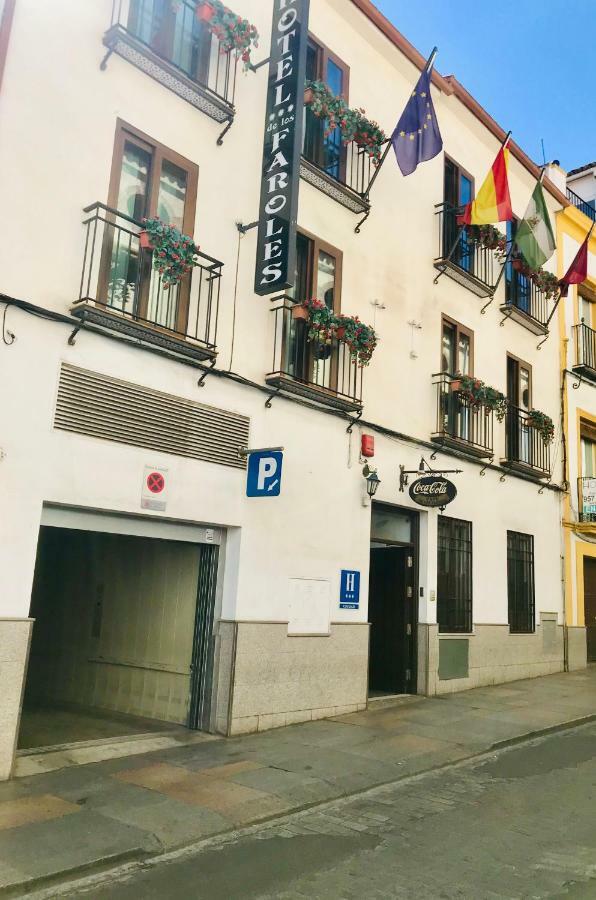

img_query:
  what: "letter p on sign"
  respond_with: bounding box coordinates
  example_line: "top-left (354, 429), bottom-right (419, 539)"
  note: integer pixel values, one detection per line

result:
top-left (246, 450), bottom-right (283, 497)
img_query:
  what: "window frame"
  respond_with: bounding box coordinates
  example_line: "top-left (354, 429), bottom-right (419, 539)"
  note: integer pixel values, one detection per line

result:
top-left (294, 227), bottom-right (343, 315)
top-left (437, 515), bottom-right (473, 635)
top-left (441, 314), bottom-right (474, 376)
top-left (127, 0), bottom-right (212, 87)
top-left (443, 154), bottom-right (475, 208)
top-left (507, 530), bottom-right (535, 634)
top-left (304, 33), bottom-right (350, 181)
top-left (101, 119), bottom-right (199, 334)
top-left (506, 352), bottom-right (532, 410)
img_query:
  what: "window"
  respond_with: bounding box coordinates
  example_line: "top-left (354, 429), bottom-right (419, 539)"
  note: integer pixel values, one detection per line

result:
top-left (285, 231), bottom-right (342, 388)
top-left (506, 354), bottom-right (532, 464)
top-left (581, 421), bottom-right (596, 477)
top-left (506, 219), bottom-right (532, 314)
top-left (441, 316), bottom-right (473, 376)
top-left (128, 0), bottom-right (212, 86)
top-left (437, 516), bottom-right (473, 633)
top-left (102, 121), bottom-right (198, 333)
top-left (443, 157), bottom-right (474, 271)
top-left (507, 532), bottom-right (535, 633)
top-left (579, 292), bottom-right (595, 328)
top-left (303, 35), bottom-right (350, 181)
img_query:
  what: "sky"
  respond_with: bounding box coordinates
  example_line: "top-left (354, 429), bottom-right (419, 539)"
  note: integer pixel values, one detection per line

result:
top-left (374, 0), bottom-right (595, 173)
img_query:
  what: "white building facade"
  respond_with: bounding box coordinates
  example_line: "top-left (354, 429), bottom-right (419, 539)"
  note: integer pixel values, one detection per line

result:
top-left (0, 0), bottom-right (574, 780)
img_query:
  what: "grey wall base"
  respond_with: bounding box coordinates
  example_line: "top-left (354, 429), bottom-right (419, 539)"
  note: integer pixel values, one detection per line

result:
top-left (0, 619), bottom-right (33, 781)
top-left (566, 626), bottom-right (587, 671)
top-left (418, 615), bottom-right (566, 696)
top-left (213, 621), bottom-right (369, 736)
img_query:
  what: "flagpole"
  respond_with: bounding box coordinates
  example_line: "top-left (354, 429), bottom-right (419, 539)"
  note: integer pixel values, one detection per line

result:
top-left (355, 46), bottom-right (439, 233)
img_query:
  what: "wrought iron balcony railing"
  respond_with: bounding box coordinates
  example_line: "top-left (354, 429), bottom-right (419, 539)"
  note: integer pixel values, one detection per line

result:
top-left (578, 476), bottom-right (596, 523)
top-left (74, 203), bottom-right (222, 361)
top-left (266, 298), bottom-right (363, 412)
top-left (433, 204), bottom-right (500, 298)
top-left (566, 187), bottom-right (596, 223)
top-left (103, 0), bottom-right (237, 126)
top-left (432, 373), bottom-right (495, 459)
top-left (300, 110), bottom-right (378, 215)
top-left (573, 322), bottom-right (596, 377)
top-left (502, 268), bottom-right (550, 334)
top-left (504, 406), bottom-right (551, 478)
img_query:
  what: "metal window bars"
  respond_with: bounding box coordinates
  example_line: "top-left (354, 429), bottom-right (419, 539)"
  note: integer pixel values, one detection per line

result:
top-left (106, 0), bottom-right (237, 108)
top-left (504, 406), bottom-right (551, 478)
top-left (432, 373), bottom-right (495, 459)
top-left (507, 530), bottom-right (535, 634)
top-left (266, 297), bottom-right (363, 412)
top-left (76, 202), bottom-right (222, 359)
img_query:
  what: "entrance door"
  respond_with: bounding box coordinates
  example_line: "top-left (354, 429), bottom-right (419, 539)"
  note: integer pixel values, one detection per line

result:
top-left (584, 558), bottom-right (596, 662)
top-left (368, 547), bottom-right (415, 694)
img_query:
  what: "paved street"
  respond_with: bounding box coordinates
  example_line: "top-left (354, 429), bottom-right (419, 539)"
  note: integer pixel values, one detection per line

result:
top-left (66, 722), bottom-right (596, 900)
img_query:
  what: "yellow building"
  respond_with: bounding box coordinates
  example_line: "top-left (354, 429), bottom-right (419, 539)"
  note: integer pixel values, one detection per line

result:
top-left (552, 164), bottom-right (596, 666)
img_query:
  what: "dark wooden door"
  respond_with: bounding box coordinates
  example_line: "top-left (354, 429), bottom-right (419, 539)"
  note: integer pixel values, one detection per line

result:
top-left (584, 558), bottom-right (596, 662)
top-left (368, 548), bottom-right (415, 694)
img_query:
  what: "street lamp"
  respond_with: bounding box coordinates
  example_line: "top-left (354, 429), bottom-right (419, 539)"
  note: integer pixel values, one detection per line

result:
top-left (363, 464), bottom-right (381, 498)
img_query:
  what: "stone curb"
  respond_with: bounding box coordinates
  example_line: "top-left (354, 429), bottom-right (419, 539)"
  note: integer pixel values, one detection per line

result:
top-left (9, 712), bottom-right (596, 899)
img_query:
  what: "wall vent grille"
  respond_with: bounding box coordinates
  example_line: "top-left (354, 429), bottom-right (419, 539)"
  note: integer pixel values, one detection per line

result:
top-left (54, 363), bottom-right (249, 469)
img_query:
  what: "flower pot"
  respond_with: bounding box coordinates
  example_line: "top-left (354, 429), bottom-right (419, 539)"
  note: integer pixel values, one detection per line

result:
top-left (512, 258), bottom-right (524, 272)
top-left (196, 2), bottom-right (215, 22)
top-left (314, 343), bottom-right (332, 361)
top-left (291, 304), bottom-right (309, 322)
top-left (304, 87), bottom-right (314, 105)
top-left (336, 326), bottom-right (346, 340)
top-left (450, 378), bottom-right (463, 392)
top-left (139, 230), bottom-right (153, 251)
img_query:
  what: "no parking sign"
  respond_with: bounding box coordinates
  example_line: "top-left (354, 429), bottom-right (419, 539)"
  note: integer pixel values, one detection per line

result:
top-left (141, 465), bottom-right (168, 511)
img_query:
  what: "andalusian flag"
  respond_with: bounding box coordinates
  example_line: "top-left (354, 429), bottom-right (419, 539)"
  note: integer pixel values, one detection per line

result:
top-left (460, 146), bottom-right (513, 225)
top-left (515, 180), bottom-right (555, 269)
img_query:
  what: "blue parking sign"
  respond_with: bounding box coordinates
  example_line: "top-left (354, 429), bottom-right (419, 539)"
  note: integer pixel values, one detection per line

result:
top-left (340, 570), bottom-right (360, 609)
top-left (246, 451), bottom-right (283, 497)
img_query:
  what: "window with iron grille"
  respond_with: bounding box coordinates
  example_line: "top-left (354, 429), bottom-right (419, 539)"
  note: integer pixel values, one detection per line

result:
top-left (507, 531), bottom-right (535, 633)
top-left (437, 516), bottom-right (473, 633)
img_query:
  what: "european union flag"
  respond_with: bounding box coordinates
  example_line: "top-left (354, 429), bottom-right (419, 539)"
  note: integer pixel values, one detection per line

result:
top-left (392, 66), bottom-right (442, 176)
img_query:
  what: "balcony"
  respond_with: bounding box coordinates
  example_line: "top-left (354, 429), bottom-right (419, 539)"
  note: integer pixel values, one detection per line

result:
top-left (73, 203), bottom-right (222, 361)
top-left (266, 298), bottom-right (363, 412)
top-left (500, 268), bottom-right (550, 335)
top-left (103, 0), bottom-right (236, 126)
top-left (431, 374), bottom-right (495, 459)
top-left (572, 323), bottom-right (596, 382)
top-left (566, 187), bottom-right (596, 224)
top-left (503, 407), bottom-right (551, 478)
top-left (433, 204), bottom-right (500, 298)
top-left (578, 477), bottom-right (596, 523)
top-left (300, 110), bottom-right (376, 216)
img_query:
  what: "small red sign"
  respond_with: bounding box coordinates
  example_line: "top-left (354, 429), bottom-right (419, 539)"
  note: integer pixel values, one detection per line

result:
top-left (146, 471), bottom-right (165, 494)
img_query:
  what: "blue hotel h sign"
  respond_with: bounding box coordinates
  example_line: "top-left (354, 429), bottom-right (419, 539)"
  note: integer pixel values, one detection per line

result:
top-left (254, 0), bottom-right (310, 295)
top-left (339, 570), bottom-right (361, 610)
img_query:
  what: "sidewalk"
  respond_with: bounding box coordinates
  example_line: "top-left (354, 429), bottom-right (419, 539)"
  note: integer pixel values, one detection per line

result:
top-left (1, 668), bottom-right (595, 897)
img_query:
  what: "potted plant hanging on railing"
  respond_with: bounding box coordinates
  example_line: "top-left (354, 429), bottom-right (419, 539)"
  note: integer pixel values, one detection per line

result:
top-left (453, 374), bottom-right (508, 421)
top-left (291, 299), bottom-right (378, 367)
top-left (466, 224), bottom-right (507, 261)
top-left (511, 255), bottom-right (560, 300)
top-left (304, 80), bottom-right (387, 166)
top-left (527, 408), bottom-right (555, 444)
top-left (195, 0), bottom-right (259, 70)
top-left (140, 218), bottom-right (200, 289)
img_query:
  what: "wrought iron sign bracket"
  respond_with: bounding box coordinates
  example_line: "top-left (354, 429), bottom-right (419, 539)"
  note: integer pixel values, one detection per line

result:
top-left (265, 387), bottom-right (281, 408)
top-left (197, 359), bottom-right (216, 388)
top-left (236, 220), bottom-right (259, 235)
top-left (67, 312), bottom-right (87, 347)
top-left (1, 303), bottom-right (15, 346)
top-left (399, 457), bottom-right (462, 493)
top-left (346, 410), bottom-right (363, 434)
top-left (99, 47), bottom-right (114, 71)
top-left (479, 456), bottom-right (494, 477)
top-left (216, 117), bottom-right (234, 146)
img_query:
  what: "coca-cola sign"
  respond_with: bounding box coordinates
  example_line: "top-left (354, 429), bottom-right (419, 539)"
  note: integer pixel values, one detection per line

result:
top-left (409, 476), bottom-right (457, 509)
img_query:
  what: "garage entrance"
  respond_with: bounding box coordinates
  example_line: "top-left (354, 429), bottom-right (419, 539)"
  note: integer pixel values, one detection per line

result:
top-left (19, 522), bottom-right (219, 751)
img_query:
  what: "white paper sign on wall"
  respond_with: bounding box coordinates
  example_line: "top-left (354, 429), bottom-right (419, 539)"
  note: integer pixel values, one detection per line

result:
top-left (141, 465), bottom-right (168, 512)
top-left (287, 578), bottom-right (331, 636)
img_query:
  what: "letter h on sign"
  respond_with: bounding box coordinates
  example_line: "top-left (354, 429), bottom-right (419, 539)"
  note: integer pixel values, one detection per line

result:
top-left (254, 0), bottom-right (310, 295)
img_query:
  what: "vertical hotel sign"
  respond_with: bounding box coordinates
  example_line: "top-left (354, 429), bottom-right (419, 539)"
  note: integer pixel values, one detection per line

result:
top-left (254, 0), bottom-right (310, 296)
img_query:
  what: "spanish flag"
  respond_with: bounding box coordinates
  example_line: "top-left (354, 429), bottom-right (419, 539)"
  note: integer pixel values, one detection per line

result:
top-left (460, 146), bottom-right (513, 225)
